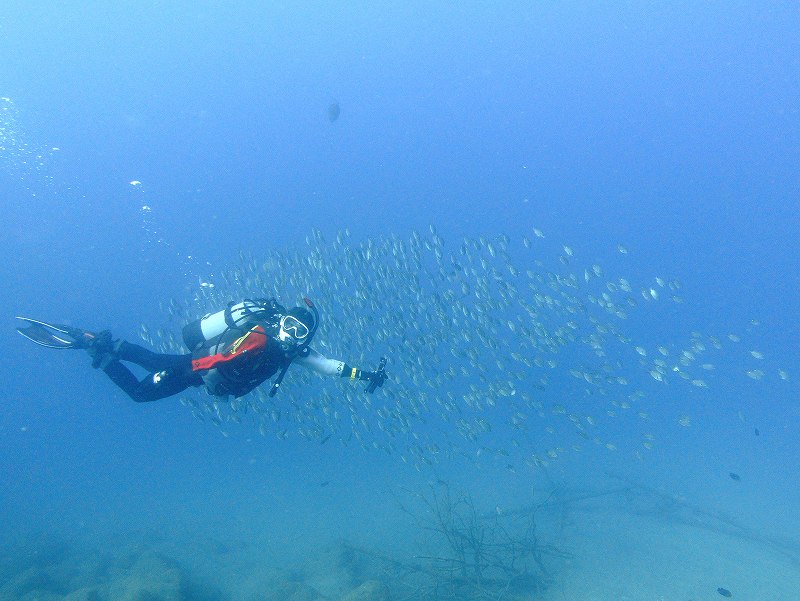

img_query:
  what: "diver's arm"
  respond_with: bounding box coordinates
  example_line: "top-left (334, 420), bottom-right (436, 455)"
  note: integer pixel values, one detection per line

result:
top-left (295, 348), bottom-right (381, 384)
top-left (295, 348), bottom-right (345, 376)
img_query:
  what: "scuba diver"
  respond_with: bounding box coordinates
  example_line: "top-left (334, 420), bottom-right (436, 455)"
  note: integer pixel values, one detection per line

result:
top-left (16, 298), bottom-right (386, 402)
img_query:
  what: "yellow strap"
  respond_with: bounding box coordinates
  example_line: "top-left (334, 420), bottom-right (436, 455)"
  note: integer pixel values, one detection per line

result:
top-left (350, 367), bottom-right (358, 380)
top-left (229, 326), bottom-right (258, 355)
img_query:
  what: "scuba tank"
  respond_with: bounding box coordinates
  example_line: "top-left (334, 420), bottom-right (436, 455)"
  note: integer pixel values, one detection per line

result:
top-left (182, 298), bottom-right (283, 351)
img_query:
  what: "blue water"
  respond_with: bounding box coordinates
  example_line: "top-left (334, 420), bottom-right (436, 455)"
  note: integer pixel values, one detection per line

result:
top-left (1, 2), bottom-right (799, 599)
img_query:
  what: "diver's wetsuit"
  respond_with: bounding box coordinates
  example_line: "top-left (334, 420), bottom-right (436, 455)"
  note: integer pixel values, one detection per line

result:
top-left (100, 339), bottom-right (348, 403)
top-left (94, 301), bottom-right (377, 402)
top-left (102, 341), bottom-right (203, 403)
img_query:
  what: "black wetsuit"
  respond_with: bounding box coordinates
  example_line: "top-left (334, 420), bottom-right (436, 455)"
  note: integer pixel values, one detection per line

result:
top-left (98, 328), bottom-right (377, 402)
top-left (101, 341), bottom-right (204, 403)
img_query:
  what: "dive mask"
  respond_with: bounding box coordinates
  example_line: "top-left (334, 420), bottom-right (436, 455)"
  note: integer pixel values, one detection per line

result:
top-left (278, 314), bottom-right (310, 342)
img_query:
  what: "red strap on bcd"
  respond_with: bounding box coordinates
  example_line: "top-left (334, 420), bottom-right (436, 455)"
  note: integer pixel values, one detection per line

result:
top-left (192, 326), bottom-right (267, 372)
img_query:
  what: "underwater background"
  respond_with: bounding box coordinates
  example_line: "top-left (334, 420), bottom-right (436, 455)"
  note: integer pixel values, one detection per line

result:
top-left (1, 2), bottom-right (799, 600)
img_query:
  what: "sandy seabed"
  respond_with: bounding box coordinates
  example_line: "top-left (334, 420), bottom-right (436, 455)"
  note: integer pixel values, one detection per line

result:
top-left (2, 499), bottom-right (798, 601)
top-left (542, 507), bottom-right (800, 601)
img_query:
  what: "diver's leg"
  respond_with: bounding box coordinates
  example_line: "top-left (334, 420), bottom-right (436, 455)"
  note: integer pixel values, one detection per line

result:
top-left (115, 341), bottom-right (192, 372)
top-left (101, 360), bottom-right (203, 403)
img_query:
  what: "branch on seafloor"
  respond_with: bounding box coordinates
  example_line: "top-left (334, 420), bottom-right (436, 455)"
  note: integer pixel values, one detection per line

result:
top-left (606, 472), bottom-right (800, 566)
top-left (356, 481), bottom-right (564, 600)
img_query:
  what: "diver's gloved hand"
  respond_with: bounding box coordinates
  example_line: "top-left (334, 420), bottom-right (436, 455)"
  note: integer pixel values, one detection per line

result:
top-left (363, 369), bottom-right (386, 393)
top-left (340, 360), bottom-right (387, 393)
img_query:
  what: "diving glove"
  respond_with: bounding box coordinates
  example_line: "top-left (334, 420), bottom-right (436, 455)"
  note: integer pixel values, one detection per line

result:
top-left (364, 369), bottom-right (386, 393)
top-left (365, 357), bottom-right (387, 393)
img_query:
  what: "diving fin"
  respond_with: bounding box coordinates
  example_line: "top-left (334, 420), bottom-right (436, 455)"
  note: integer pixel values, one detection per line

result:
top-left (15, 317), bottom-right (95, 349)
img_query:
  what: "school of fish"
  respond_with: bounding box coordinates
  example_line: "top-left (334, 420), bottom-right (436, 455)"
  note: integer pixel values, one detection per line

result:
top-left (137, 226), bottom-right (790, 472)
